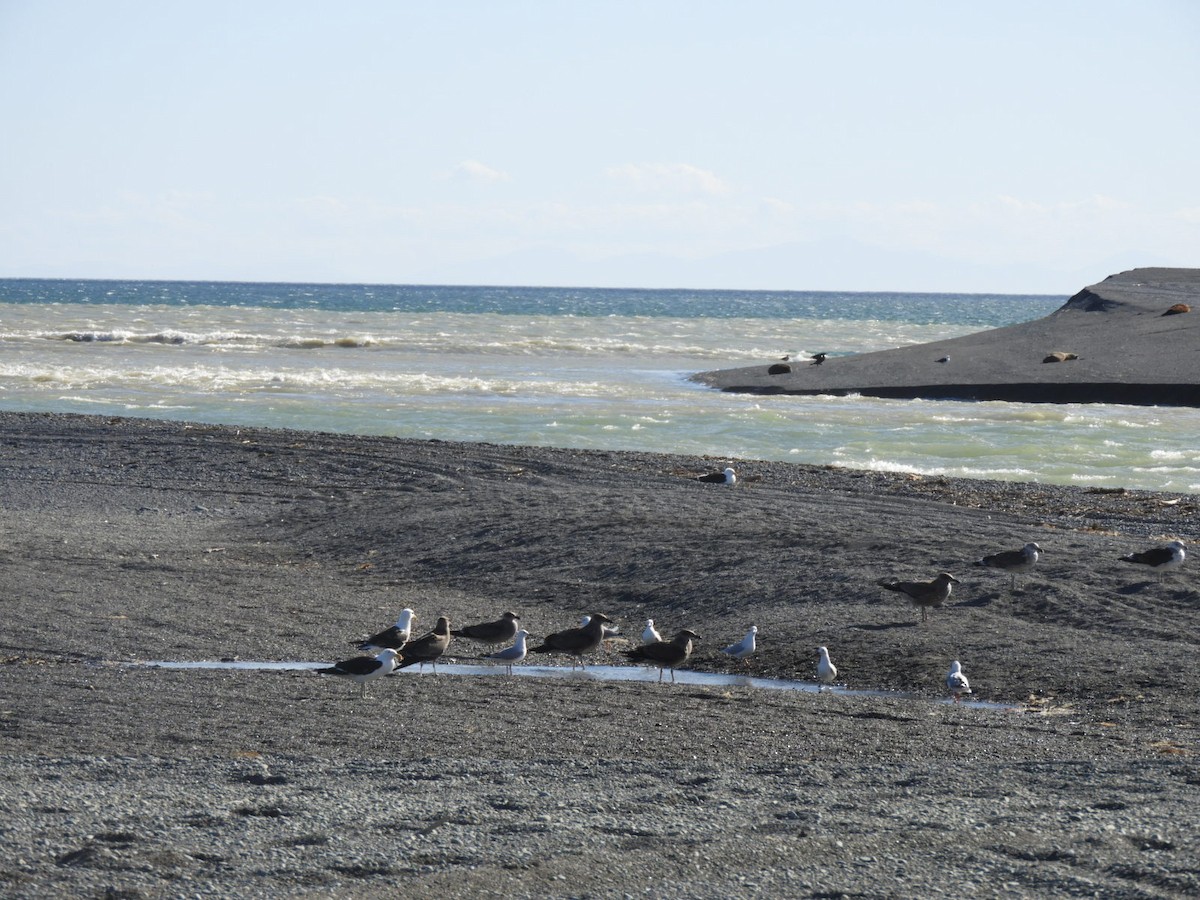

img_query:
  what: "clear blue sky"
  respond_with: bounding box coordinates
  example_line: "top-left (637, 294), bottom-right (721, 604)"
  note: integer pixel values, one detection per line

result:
top-left (1, 0), bottom-right (1197, 292)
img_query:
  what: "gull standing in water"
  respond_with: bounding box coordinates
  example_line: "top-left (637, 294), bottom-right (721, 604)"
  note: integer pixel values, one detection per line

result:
top-left (397, 616), bottom-right (452, 673)
top-left (946, 660), bottom-right (972, 703)
top-left (317, 648), bottom-right (401, 698)
top-left (529, 614), bottom-right (614, 669)
top-left (816, 646), bottom-right (837, 689)
top-left (623, 629), bottom-right (700, 683)
top-left (483, 629), bottom-right (529, 675)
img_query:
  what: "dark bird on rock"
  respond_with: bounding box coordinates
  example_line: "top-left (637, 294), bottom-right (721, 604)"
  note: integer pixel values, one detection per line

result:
top-left (936, 356), bottom-right (950, 364)
top-left (397, 616), bottom-right (452, 671)
top-left (976, 542), bottom-right (1042, 590)
top-left (529, 613), bottom-right (613, 669)
top-left (810, 352), bottom-right (827, 365)
top-left (317, 648), bottom-right (400, 698)
top-left (697, 467), bottom-right (736, 485)
top-left (355, 607), bottom-right (415, 653)
top-left (451, 611), bottom-right (520, 644)
top-left (622, 629), bottom-right (699, 683)
top-left (1120, 540), bottom-right (1185, 581)
top-left (877, 572), bottom-right (959, 623)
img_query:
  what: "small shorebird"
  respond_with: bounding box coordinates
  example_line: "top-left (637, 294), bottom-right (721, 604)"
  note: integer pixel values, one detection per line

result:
top-left (946, 660), bottom-right (972, 703)
top-left (623, 629), bottom-right (699, 683)
top-left (720, 625), bottom-right (757, 666)
top-left (451, 611), bottom-right (520, 645)
top-left (483, 629), bottom-right (529, 675)
top-left (397, 616), bottom-right (451, 672)
top-left (816, 646), bottom-right (837, 689)
top-left (1120, 540), bottom-right (1185, 582)
top-left (976, 542), bottom-right (1042, 590)
top-left (877, 572), bottom-right (960, 623)
top-left (317, 648), bottom-right (400, 698)
top-left (810, 353), bottom-right (827, 365)
top-left (356, 608), bottom-right (415, 653)
top-left (529, 614), bottom-right (613, 669)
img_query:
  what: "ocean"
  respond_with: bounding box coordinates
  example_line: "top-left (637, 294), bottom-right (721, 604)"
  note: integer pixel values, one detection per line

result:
top-left (2, 278), bottom-right (1197, 493)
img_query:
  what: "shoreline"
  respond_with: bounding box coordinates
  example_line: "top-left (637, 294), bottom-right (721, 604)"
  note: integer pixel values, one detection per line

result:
top-left (2, 411), bottom-right (1198, 897)
top-left (697, 267), bottom-right (1200, 406)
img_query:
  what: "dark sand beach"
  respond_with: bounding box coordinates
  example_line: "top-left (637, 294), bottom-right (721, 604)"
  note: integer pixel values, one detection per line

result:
top-left (698, 267), bottom-right (1200, 406)
top-left (2, 412), bottom-right (1199, 898)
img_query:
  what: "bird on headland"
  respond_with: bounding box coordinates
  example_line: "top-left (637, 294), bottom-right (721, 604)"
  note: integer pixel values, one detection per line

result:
top-left (451, 611), bottom-right (520, 645)
top-left (317, 648), bottom-right (400, 698)
top-left (1119, 540), bottom-right (1185, 581)
top-left (877, 572), bottom-right (960, 623)
top-left (483, 629), bottom-right (529, 675)
top-left (623, 629), bottom-right (699, 683)
top-left (976, 542), bottom-right (1042, 590)
top-left (641, 619), bottom-right (662, 644)
top-left (946, 660), bottom-right (972, 702)
top-left (355, 608), bottom-right (415, 653)
top-left (529, 614), bottom-right (613, 669)
top-left (816, 646), bottom-right (837, 689)
top-left (697, 467), bottom-right (736, 486)
top-left (810, 353), bottom-right (827, 365)
top-left (397, 616), bottom-right (452, 672)
top-left (719, 625), bottom-right (757, 665)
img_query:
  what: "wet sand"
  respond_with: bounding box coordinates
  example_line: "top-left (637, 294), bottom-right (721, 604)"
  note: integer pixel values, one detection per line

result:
top-left (1, 412), bottom-right (1198, 897)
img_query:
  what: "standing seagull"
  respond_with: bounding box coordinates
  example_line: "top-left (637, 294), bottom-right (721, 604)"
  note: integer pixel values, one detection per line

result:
top-left (976, 542), bottom-right (1042, 590)
top-left (623, 629), bottom-right (699, 683)
top-left (529, 614), bottom-right (613, 669)
top-left (582, 615), bottom-right (621, 639)
top-left (720, 625), bottom-right (758, 666)
top-left (946, 660), bottom-right (972, 703)
top-left (816, 646), bottom-right (837, 689)
top-left (641, 619), bottom-right (662, 644)
top-left (356, 608), bottom-right (415, 653)
top-left (877, 572), bottom-right (960, 623)
top-left (317, 648), bottom-right (400, 698)
top-left (451, 611), bottom-right (520, 645)
top-left (483, 629), bottom-right (529, 675)
top-left (697, 467), bottom-right (737, 486)
top-left (1120, 540), bottom-right (1186, 581)
top-left (397, 616), bottom-right (452, 672)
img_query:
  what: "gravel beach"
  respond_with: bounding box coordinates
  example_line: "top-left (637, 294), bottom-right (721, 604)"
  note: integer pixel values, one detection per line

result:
top-left (2, 412), bottom-right (1198, 897)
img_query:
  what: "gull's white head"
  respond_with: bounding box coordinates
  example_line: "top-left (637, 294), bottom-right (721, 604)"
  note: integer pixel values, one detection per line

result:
top-left (724, 467), bottom-right (737, 484)
top-left (396, 608), bottom-right (415, 627)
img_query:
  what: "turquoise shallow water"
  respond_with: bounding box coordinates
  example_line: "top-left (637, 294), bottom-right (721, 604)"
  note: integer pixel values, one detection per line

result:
top-left (2, 278), bottom-right (1197, 493)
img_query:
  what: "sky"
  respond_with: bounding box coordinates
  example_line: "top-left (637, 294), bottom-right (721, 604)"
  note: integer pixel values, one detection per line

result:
top-left (1, 1), bottom-right (1197, 294)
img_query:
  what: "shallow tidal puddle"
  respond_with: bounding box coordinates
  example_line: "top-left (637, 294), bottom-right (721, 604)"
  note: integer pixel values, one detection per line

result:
top-left (136, 659), bottom-right (1020, 711)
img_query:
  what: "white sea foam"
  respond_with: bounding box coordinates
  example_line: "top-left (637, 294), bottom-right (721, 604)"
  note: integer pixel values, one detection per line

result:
top-left (1, 294), bottom-right (1198, 493)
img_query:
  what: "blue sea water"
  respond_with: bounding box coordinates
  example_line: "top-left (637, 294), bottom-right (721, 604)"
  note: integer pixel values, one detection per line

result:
top-left (1, 277), bottom-right (1198, 493)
